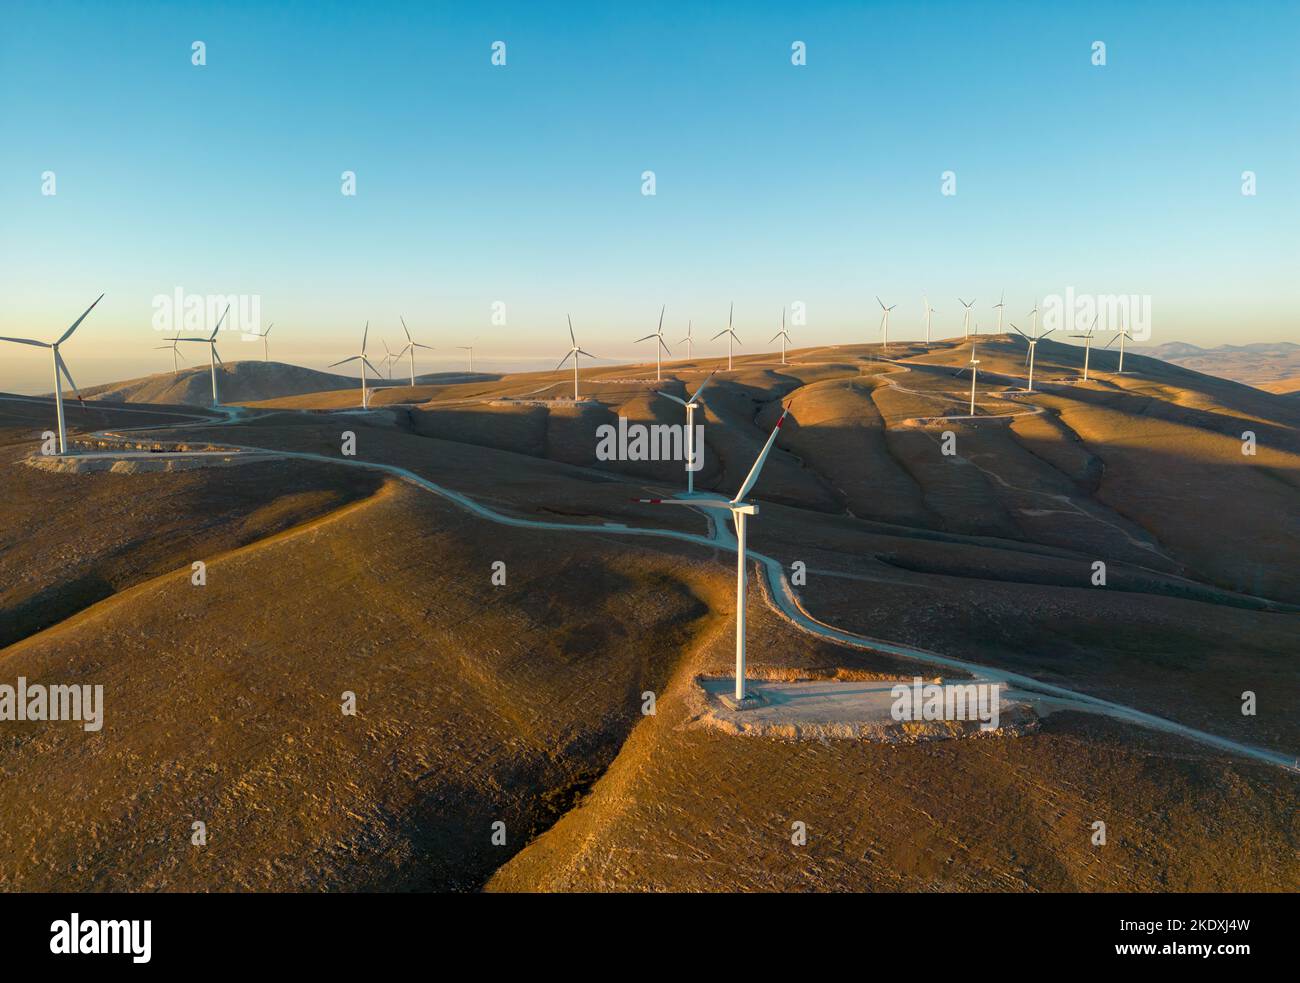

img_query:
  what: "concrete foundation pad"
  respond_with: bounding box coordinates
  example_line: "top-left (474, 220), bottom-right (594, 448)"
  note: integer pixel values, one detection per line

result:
top-left (718, 690), bottom-right (767, 711)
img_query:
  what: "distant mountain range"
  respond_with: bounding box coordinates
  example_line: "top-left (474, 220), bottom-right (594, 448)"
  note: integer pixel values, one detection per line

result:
top-left (1133, 341), bottom-right (1300, 389)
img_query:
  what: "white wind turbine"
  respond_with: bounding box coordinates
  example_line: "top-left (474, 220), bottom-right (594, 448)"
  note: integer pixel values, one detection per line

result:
top-left (956, 343), bottom-right (981, 416)
top-left (769, 309), bottom-right (792, 365)
top-left (330, 321), bottom-right (382, 408)
top-left (155, 335), bottom-right (186, 374)
top-left (656, 371), bottom-right (715, 494)
top-left (876, 296), bottom-right (896, 350)
top-left (635, 406), bottom-right (790, 705)
top-left (457, 340), bottom-right (477, 373)
top-left (399, 316), bottom-right (434, 386)
top-left (557, 315), bottom-right (598, 400)
top-left (635, 305), bottom-right (672, 381)
top-left (679, 320), bottom-right (694, 360)
top-left (175, 303), bottom-right (230, 407)
top-left (1071, 314), bottom-right (1100, 381)
top-left (711, 302), bottom-right (742, 371)
top-left (993, 290), bottom-right (1005, 335)
top-left (1011, 316), bottom-right (1056, 392)
top-left (381, 339), bottom-right (398, 379)
top-left (959, 298), bottom-right (976, 338)
top-left (923, 295), bottom-right (937, 344)
top-left (0, 293), bottom-right (102, 455)
top-left (256, 323), bottom-right (274, 361)
top-left (1103, 312), bottom-right (1134, 373)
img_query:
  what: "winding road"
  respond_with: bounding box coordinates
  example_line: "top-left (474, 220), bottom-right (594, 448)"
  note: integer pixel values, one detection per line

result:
top-left (14, 394), bottom-right (1299, 774)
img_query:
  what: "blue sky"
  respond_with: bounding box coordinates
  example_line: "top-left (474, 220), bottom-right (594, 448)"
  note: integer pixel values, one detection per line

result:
top-left (2, 0), bottom-right (1296, 391)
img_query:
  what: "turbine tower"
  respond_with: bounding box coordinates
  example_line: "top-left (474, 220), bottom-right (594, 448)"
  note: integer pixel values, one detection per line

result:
top-left (711, 302), bottom-right (742, 371)
top-left (399, 316), bottom-right (434, 386)
top-left (457, 342), bottom-right (476, 372)
top-left (329, 321), bottom-right (382, 408)
top-left (1011, 318), bottom-right (1056, 392)
top-left (635, 305), bottom-right (672, 381)
top-left (175, 303), bottom-right (230, 407)
top-left (635, 407), bottom-right (790, 704)
top-left (769, 309), bottom-right (792, 365)
top-left (0, 292), bottom-right (102, 454)
top-left (1071, 315), bottom-right (1100, 381)
top-left (959, 298), bottom-right (975, 338)
top-left (679, 320), bottom-right (694, 360)
top-left (557, 315), bottom-right (597, 400)
top-left (923, 295), bottom-right (938, 344)
top-left (876, 296), bottom-right (896, 350)
top-left (957, 344), bottom-right (981, 416)
top-left (657, 371), bottom-right (715, 494)
top-left (1103, 313), bottom-right (1134, 373)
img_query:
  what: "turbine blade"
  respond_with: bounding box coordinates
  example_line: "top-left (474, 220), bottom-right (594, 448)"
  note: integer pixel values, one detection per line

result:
top-left (658, 392), bottom-right (688, 406)
top-left (55, 350), bottom-right (83, 401)
top-left (58, 292), bottom-right (105, 344)
top-left (732, 408), bottom-right (789, 503)
top-left (0, 337), bottom-right (52, 348)
top-left (329, 356), bottom-right (361, 367)
top-left (209, 303), bottom-right (231, 341)
top-left (1011, 325), bottom-right (1030, 341)
top-left (401, 316), bottom-right (412, 343)
top-left (659, 338), bottom-right (672, 356)
top-left (568, 315), bottom-right (576, 347)
top-left (633, 497), bottom-right (733, 509)
top-left (710, 328), bottom-right (729, 341)
top-left (690, 371), bottom-right (716, 403)
top-left (658, 305), bottom-right (665, 333)
top-left (635, 334), bottom-right (658, 343)
top-left (362, 321), bottom-right (369, 353)
top-left (556, 351), bottom-right (574, 371)
top-left (213, 347), bottom-right (224, 366)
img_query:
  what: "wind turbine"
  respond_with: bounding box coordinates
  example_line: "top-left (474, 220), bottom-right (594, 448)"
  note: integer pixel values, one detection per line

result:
top-left (154, 335), bottom-right (186, 374)
top-left (399, 316), bottom-right (434, 387)
top-left (679, 320), bottom-right (694, 360)
top-left (635, 406), bottom-right (790, 705)
top-left (256, 323), bottom-right (274, 361)
top-left (457, 341), bottom-right (476, 373)
top-left (1103, 312), bottom-right (1134, 373)
top-left (769, 309), bottom-right (792, 365)
top-left (993, 290), bottom-right (1005, 335)
top-left (876, 296), bottom-right (896, 350)
top-left (175, 303), bottom-right (230, 407)
top-left (956, 343), bottom-right (981, 416)
top-left (635, 305), bottom-right (672, 381)
top-left (711, 302), bottom-right (742, 371)
top-left (0, 293), bottom-right (102, 455)
top-left (557, 315), bottom-right (597, 400)
top-left (1011, 318), bottom-right (1056, 392)
top-left (380, 339), bottom-right (398, 380)
top-left (923, 296), bottom-right (937, 344)
top-left (959, 298), bottom-right (975, 338)
top-left (657, 371), bottom-right (715, 494)
top-left (329, 321), bottom-right (381, 408)
top-left (1071, 315), bottom-right (1100, 381)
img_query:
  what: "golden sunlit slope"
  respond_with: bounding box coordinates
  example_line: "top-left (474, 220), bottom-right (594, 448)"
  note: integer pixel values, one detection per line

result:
top-left (488, 569), bottom-right (1299, 892)
top-left (79, 360), bottom-right (359, 407)
top-left (0, 476), bottom-right (720, 891)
